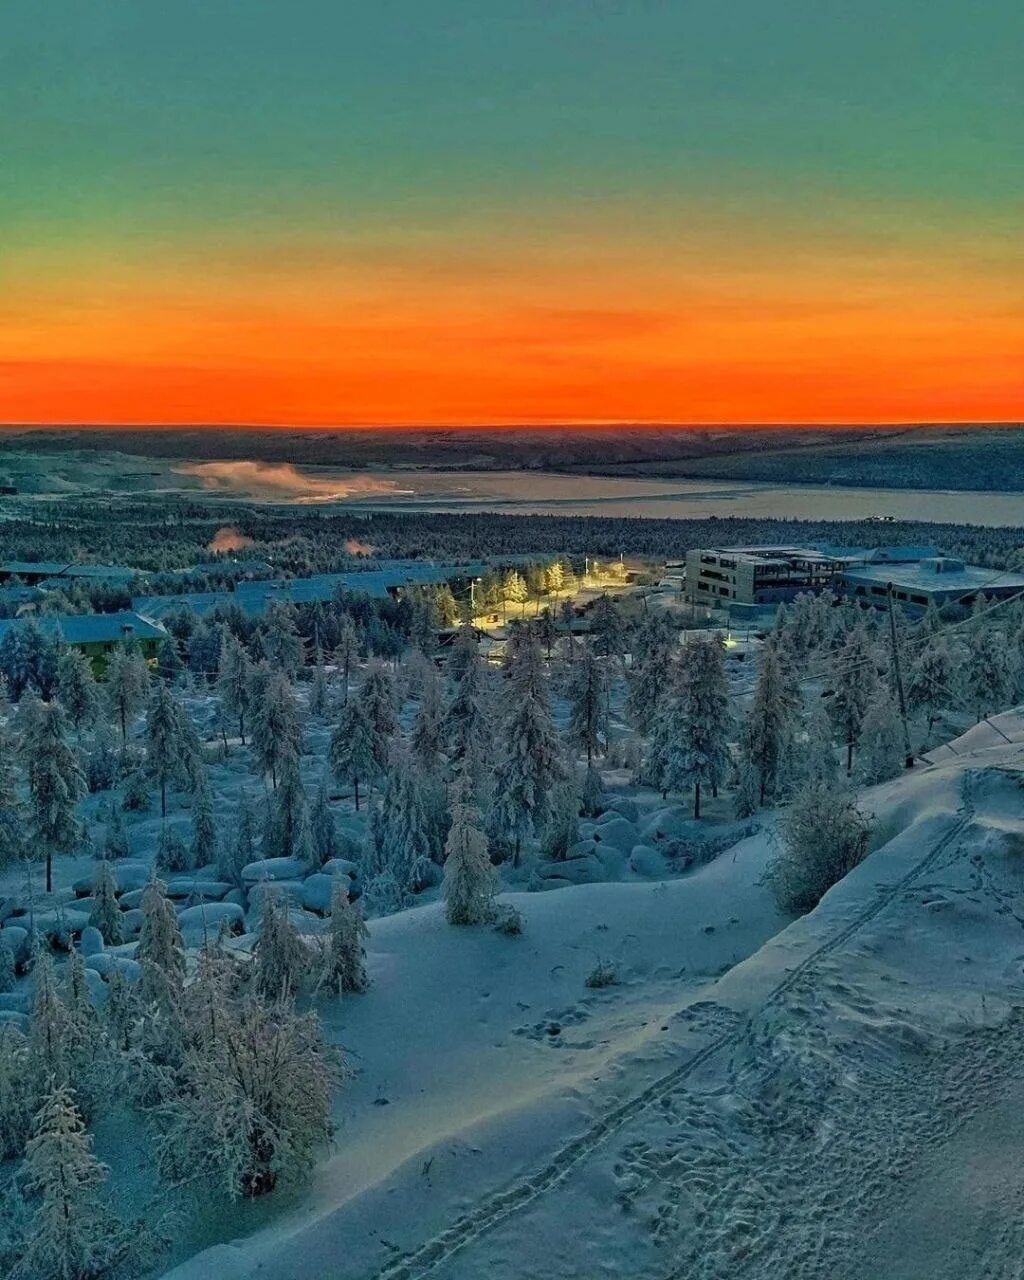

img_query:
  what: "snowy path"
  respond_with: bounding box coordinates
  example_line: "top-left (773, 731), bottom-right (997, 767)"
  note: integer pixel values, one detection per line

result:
top-left (367, 775), bottom-right (978, 1280)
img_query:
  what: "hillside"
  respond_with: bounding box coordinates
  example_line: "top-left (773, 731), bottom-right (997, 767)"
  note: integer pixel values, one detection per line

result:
top-left (165, 717), bottom-right (1024, 1280)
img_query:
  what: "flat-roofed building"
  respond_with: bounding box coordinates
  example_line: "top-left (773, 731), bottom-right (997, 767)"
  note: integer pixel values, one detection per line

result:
top-left (685, 546), bottom-right (844, 609)
top-left (0, 610), bottom-right (168, 675)
top-left (838, 558), bottom-right (1024, 615)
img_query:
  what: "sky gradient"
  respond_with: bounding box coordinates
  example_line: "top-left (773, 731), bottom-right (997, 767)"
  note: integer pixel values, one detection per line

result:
top-left (2, 1), bottom-right (1022, 426)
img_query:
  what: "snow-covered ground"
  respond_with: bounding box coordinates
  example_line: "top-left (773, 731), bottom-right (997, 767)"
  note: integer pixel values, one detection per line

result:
top-left (160, 716), bottom-right (1024, 1280)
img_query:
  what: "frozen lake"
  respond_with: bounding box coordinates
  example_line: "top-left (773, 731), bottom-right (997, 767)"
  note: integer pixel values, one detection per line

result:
top-left (187, 465), bottom-right (1024, 527)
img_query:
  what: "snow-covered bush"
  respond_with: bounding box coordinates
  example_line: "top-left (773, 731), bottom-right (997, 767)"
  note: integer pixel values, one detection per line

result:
top-left (768, 783), bottom-right (872, 913)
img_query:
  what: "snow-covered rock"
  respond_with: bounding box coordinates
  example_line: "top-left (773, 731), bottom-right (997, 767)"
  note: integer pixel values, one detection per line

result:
top-left (534, 854), bottom-right (605, 886)
top-left (590, 817), bottom-right (637, 852)
top-left (0, 924), bottom-right (28, 959)
top-left (248, 880), bottom-right (305, 913)
top-left (0, 1010), bottom-right (28, 1032)
top-left (34, 908), bottom-right (90, 943)
top-left (80, 926), bottom-right (105, 957)
top-left (602, 796), bottom-right (640, 824)
top-left (321, 858), bottom-right (359, 880)
top-left (241, 857), bottom-right (311, 884)
top-left (119, 888), bottom-right (146, 910)
top-left (0, 992), bottom-right (29, 1014)
top-left (84, 953), bottom-right (141, 982)
top-left (84, 967), bottom-right (108, 1008)
top-left (177, 901), bottom-right (245, 944)
top-left (120, 909), bottom-right (144, 940)
top-left (301, 874), bottom-right (337, 914)
top-left (165, 877), bottom-right (231, 902)
top-left (628, 844), bottom-right (669, 878)
top-left (73, 861), bottom-right (150, 896)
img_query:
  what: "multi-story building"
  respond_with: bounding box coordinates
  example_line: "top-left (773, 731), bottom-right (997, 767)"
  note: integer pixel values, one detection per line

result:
top-left (684, 546), bottom-right (844, 610)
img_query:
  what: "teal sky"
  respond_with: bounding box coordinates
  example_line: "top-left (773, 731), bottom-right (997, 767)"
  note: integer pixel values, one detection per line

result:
top-left (3, 1), bottom-right (1022, 426)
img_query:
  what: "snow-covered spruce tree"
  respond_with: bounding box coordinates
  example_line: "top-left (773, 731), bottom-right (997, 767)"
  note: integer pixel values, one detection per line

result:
top-left (541, 777), bottom-right (581, 861)
top-left (137, 877), bottom-right (185, 1020)
top-left (259, 602), bottom-right (306, 677)
top-left (357, 659), bottom-right (398, 765)
top-left (444, 638), bottom-right (488, 767)
top-left (319, 881), bottom-right (370, 993)
top-left (368, 749), bottom-right (434, 891)
top-left (829, 626), bottom-right (879, 774)
top-left (190, 770), bottom-right (219, 868)
top-left (963, 626), bottom-right (1012, 722)
top-left (799, 698), bottom-right (840, 786)
top-left (566, 642), bottom-right (606, 766)
top-left (329, 695), bottom-right (376, 811)
top-left (10, 1083), bottom-right (146, 1280)
top-left (647, 637), bottom-right (731, 819)
top-left (21, 699), bottom-right (86, 894)
top-left (737, 643), bottom-right (794, 807)
top-left (488, 633), bottom-right (565, 864)
top-left (29, 953), bottom-right (76, 1090)
top-left (857, 690), bottom-right (905, 785)
top-left (102, 801), bottom-right (130, 860)
top-left (89, 862), bottom-right (123, 945)
top-left (308, 650), bottom-right (327, 721)
top-left (157, 635), bottom-right (184, 683)
top-left (155, 996), bottom-right (335, 1200)
top-left (0, 724), bottom-right (24, 866)
top-left (217, 628), bottom-right (252, 744)
top-left (443, 785), bottom-right (497, 924)
top-left (84, 719), bottom-right (119, 794)
top-left (331, 614), bottom-right (360, 706)
top-left (733, 756), bottom-right (761, 819)
top-left (218, 793), bottom-right (257, 885)
top-left (56, 646), bottom-right (97, 731)
top-left (104, 643), bottom-right (149, 747)
top-left (144, 679), bottom-right (192, 817)
top-left (250, 667), bottom-right (302, 789)
top-left (590, 594), bottom-right (626, 661)
top-left (768, 782), bottom-right (871, 913)
top-left (580, 762), bottom-right (605, 818)
top-left (411, 663), bottom-right (444, 771)
top-left (264, 754), bottom-right (313, 865)
top-left (103, 969), bottom-right (142, 1057)
top-left (252, 892), bottom-right (312, 1000)
top-left (0, 932), bottom-right (14, 993)
top-left (626, 644), bottom-right (670, 736)
top-left (153, 818), bottom-right (189, 872)
top-left (0, 1024), bottom-right (36, 1158)
top-left (309, 773), bottom-right (340, 866)
top-left (907, 635), bottom-right (956, 734)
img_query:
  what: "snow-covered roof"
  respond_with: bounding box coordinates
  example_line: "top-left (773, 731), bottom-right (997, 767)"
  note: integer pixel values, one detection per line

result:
top-left (0, 560), bottom-right (137, 582)
top-left (839, 561), bottom-right (1024, 595)
top-left (0, 610), bottom-right (168, 645)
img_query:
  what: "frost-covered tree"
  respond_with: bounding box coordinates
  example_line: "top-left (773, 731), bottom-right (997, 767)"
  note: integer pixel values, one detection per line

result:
top-left (0, 726), bottom-right (24, 866)
top-left (329, 696), bottom-right (376, 811)
top-left (331, 615), bottom-right (360, 706)
top-left (145, 679), bottom-right (193, 817)
top-left (367, 750), bottom-right (434, 890)
top-left (502, 568), bottom-right (527, 618)
top-left (56, 647), bottom-right (97, 731)
top-left (264, 756), bottom-right (313, 865)
top-left (156, 997), bottom-right (334, 1199)
top-left (857, 692), bottom-right (904, 785)
top-left (906, 636), bottom-right (955, 734)
top-left (0, 1025), bottom-right (36, 1159)
top-left (155, 821), bottom-right (191, 874)
top-left (250, 668), bottom-right (302, 788)
top-left (309, 774), bottom-right (339, 866)
top-left (319, 882), bottom-right (370, 993)
top-left (489, 634), bottom-right (565, 863)
top-left (259, 602), bottom-right (306, 677)
top-left (21, 699), bottom-right (86, 893)
top-left (104, 644), bottom-right (149, 747)
top-left (217, 628), bottom-right (252, 743)
top-left (444, 640), bottom-right (488, 771)
top-left (308, 648), bottom-right (329, 719)
top-left (137, 877), bottom-right (185, 1018)
top-left (0, 932), bottom-right (14, 993)
top-left (963, 627), bottom-right (1012, 722)
top-left (443, 787), bottom-right (497, 924)
top-left (566, 643), bottom-right (606, 765)
top-left (541, 777), bottom-right (580, 861)
top-left (9, 1084), bottom-right (137, 1280)
top-left (84, 720), bottom-right (119, 794)
top-left (88, 863), bottom-right (123, 945)
top-left (157, 635), bottom-right (184, 683)
top-left (29, 953), bottom-right (76, 1089)
top-left (357, 660), bottom-right (398, 765)
top-left (769, 783), bottom-right (871, 913)
top-left (829, 627), bottom-right (879, 774)
top-left (799, 699), bottom-right (839, 786)
top-left (252, 893), bottom-right (312, 1000)
top-left (102, 802), bottom-right (130, 860)
top-left (647, 638), bottom-right (731, 819)
top-left (190, 771), bottom-right (219, 868)
top-left (218, 794), bottom-right (256, 885)
top-left (580, 762), bottom-right (605, 818)
top-left (590, 594), bottom-right (625, 661)
top-left (737, 644), bottom-right (794, 807)
top-left (410, 664), bottom-right (444, 771)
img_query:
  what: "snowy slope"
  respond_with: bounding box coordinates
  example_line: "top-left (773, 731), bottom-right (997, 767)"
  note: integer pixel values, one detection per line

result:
top-left (165, 721), bottom-right (1024, 1280)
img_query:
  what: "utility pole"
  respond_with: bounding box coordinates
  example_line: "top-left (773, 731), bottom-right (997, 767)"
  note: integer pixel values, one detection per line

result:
top-left (887, 583), bottom-right (915, 769)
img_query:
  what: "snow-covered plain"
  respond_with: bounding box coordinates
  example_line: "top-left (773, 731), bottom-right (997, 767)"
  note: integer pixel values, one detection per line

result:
top-left (160, 716), bottom-right (1024, 1280)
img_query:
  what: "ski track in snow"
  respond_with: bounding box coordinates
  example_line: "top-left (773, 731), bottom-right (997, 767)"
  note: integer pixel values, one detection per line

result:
top-left (371, 775), bottom-right (980, 1280)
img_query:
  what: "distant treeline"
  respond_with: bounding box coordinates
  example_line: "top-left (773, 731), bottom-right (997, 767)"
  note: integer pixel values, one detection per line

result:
top-left (1, 499), bottom-right (1022, 581)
